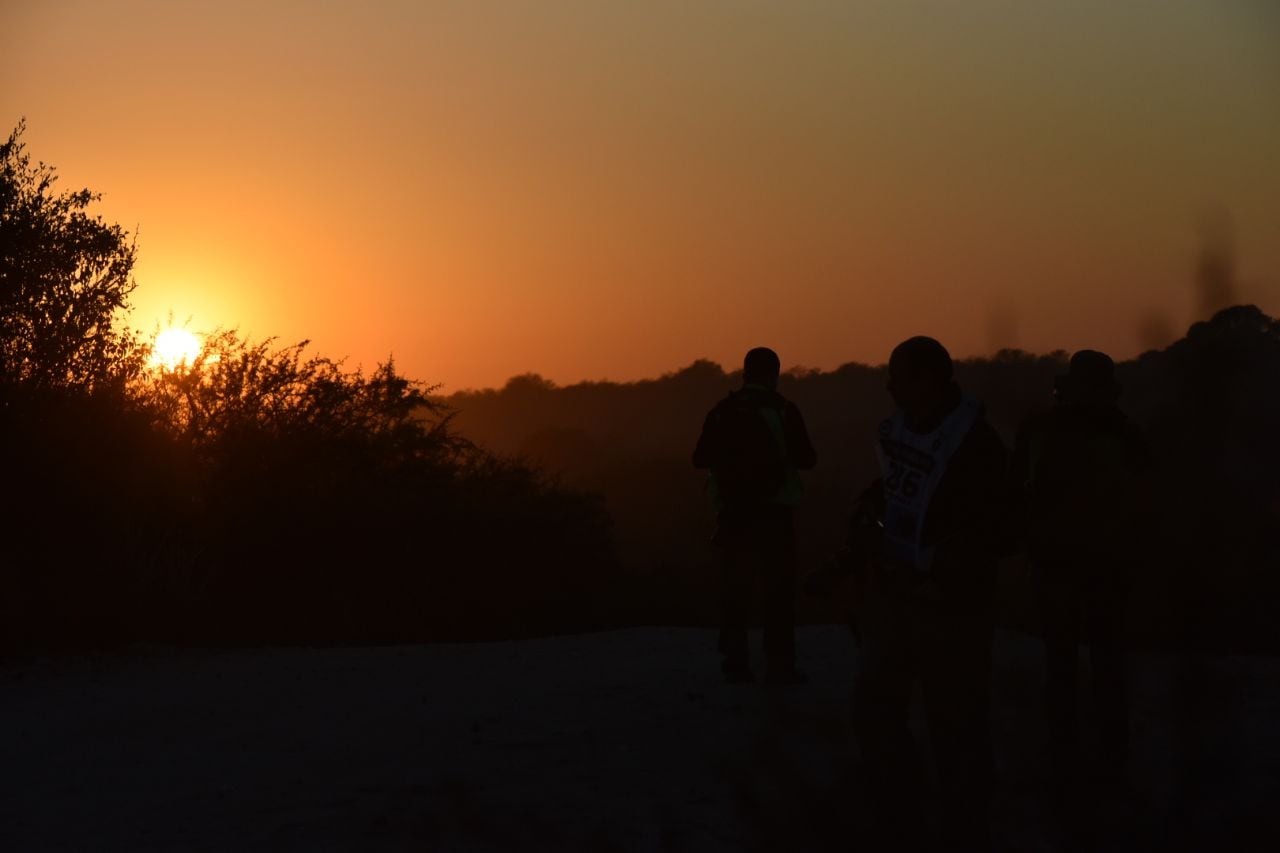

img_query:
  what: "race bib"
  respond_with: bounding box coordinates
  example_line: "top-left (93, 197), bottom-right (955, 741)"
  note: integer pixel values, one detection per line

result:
top-left (876, 396), bottom-right (980, 571)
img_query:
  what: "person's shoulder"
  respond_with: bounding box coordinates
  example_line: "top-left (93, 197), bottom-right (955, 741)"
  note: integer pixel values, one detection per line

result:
top-left (779, 395), bottom-right (806, 418)
top-left (710, 389), bottom-right (742, 410)
top-left (760, 386), bottom-right (788, 405)
top-left (703, 393), bottom-right (734, 423)
top-left (1089, 406), bottom-right (1146, 448)
top-left (968, 415), bottom-right (1005, 446)
top-left (1114, 413), bottom-right (1151, 466)
top-left (962, 410), bottom-right (1008, 459)
top-left (877, 407), bottom-right (901, 436)
top-left (741, 386), bottom-right (789, 411)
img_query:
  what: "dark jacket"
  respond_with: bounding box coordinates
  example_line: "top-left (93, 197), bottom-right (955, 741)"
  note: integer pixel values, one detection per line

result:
top-left (860, 402), bottom-right (1008, 599)
top-left (693, 384), bottom-right (816, 513)
top-left (1010, 403), bottom-right (1150, 566)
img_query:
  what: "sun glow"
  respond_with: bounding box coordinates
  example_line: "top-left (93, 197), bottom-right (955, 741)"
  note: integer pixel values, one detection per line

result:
top-left (151, 327), bottom-right (203, 370)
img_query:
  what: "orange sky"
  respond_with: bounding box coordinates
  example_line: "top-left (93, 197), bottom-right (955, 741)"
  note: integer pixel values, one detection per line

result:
top-left (4, 1), bottom-right (1278, 390)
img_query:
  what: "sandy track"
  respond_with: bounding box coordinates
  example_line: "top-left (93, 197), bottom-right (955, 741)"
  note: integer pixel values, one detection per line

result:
top-left (3, 627), bottom-right (1278, 851)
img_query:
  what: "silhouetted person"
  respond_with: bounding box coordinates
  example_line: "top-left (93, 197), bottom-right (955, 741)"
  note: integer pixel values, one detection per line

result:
top-left (1011, 350), bottom-right (1150, 783)
top-left (835, 337), bottom-right (1006, 851)
top-left (693, 347), bottom-right (816, 684)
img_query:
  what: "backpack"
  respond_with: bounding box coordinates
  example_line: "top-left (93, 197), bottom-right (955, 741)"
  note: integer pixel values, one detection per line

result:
top-left (711, 391), bottom-right (789, 506)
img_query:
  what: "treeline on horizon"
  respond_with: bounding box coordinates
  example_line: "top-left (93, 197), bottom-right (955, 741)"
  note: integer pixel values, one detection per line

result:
top-left (446, 304), bottom-right (1280, 653)
top-left (4, 119), bottom-right (1279, 654)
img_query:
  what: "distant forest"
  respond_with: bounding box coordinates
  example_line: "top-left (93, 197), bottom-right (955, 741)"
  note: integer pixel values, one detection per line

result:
top-left (448, 305), bottom-right (1280, 652)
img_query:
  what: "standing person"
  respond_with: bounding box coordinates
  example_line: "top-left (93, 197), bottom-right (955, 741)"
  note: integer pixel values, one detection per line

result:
top-left (846, 336), bottom-right (1007, 851)
top-left (693, 347), bottom-right (817, 685)
top-left (1011, 350), bottom-right (1149, 783)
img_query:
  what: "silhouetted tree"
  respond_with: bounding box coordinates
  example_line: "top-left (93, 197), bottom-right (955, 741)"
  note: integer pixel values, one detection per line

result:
top-left (0, 120), bottom-right (143, 391)
top-left (137, 329), bottom-right (464, 464)
top-left (1, 120), bottom-right (153, 650)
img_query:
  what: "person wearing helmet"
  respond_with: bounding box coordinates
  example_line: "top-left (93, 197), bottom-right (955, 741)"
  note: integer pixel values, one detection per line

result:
top-left (838, 336), bottom-right (1007, 851)
top-left (693, 347), bottom-right (817, 685)
top-left (1011, 350), bottom-right (1150, 784)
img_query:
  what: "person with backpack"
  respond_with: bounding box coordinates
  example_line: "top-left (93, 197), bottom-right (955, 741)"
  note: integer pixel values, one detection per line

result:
top-left (1011, 350), bottom-right (1150, 783)
top-left (810, 336), bottom-right (1006, 851)
top-left (693, 347), bottom-right (817, 685)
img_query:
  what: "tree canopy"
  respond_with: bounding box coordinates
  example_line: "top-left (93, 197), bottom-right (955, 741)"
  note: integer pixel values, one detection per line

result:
top-left (0, 119), bottom-right (141, 391)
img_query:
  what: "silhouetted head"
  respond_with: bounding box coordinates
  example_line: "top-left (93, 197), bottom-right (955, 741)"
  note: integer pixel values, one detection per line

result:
top-left (1054, 350), bottom-right (1120, 406)
top-left (887, 336), bottom-right (955, 424)
top-left (743, 347), bottom-right (781, 389)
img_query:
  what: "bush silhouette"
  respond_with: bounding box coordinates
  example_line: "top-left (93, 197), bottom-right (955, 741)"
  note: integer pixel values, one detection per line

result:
top-left (1, 124), bottom-right (615, 651)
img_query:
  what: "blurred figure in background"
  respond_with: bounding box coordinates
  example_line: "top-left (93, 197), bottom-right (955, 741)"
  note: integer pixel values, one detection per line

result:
top-left (1011, 350), bottom-right (1151, 785)
top-left (693, 347), bottom-right (816, 685)
top-left (813, 336), bottom-right (1006, 851)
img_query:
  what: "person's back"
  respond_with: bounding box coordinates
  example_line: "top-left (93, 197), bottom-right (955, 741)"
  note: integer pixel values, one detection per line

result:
top-left (1012, 350), bottom-right (1149, 779)
top-left (693, 347), bottom-right (815, 684)
top-left (1019, 402), bottom-right (1148, 567)
top-left (694, 383), bottom-right (814, 517)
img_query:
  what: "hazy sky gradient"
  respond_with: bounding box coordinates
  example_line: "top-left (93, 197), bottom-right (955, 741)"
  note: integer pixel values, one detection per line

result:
top-left (4, 0), bottom-right (1278, 389)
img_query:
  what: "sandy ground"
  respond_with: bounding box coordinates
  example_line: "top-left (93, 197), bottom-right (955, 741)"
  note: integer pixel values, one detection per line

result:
top-left (3, 627), bottom-right (1279, 852)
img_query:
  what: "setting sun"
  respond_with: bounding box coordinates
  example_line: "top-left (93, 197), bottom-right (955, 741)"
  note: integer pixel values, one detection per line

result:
top-left (151, 327), bottom-right (202, 370)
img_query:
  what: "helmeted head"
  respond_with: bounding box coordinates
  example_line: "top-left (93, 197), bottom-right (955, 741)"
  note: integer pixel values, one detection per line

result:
top-left (887, 336), bottom-right (954, 418)
top-left (1054, 350), bottom-right (1120, 406)
top-left (743, 347), bottom-right (781, 389)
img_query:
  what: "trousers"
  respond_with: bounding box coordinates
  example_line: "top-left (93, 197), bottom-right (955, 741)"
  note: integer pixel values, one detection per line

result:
top-left (715, 507), bottom-right (797, 666)
top-left (1034, 561), bottom-right (1130, 767)
top-left (852, 574), bottom-right (993, 850)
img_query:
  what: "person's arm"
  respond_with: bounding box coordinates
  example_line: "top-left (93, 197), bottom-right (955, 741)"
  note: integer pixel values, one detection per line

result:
top-left (847, 478), bottom-right (885, 560)
top-left (692, 407), bottom-right (720, 470)
top-left (973, 425), bottom-right (1011, 551)
top-left (783, 403), bottom-right (817, 470)
top-left (1003, 418), bottom-right (1036, 556)
top-left (1008, 419), bottom-right (1032, 494)
top-left (854, 477), bottom-right (886, 523)
top-left (1122, 421), bottom-right (1157, 554)
top-left (804, 478), bottom-right (883, 597)
top-left (933, 422), bottom-right (1009, 562)
top-left (1124, 421), bottom-right (1153, 475)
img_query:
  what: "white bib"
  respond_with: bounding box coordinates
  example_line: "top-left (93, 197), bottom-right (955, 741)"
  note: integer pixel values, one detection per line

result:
top-left (875, 395), bottom-right (981, 572)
